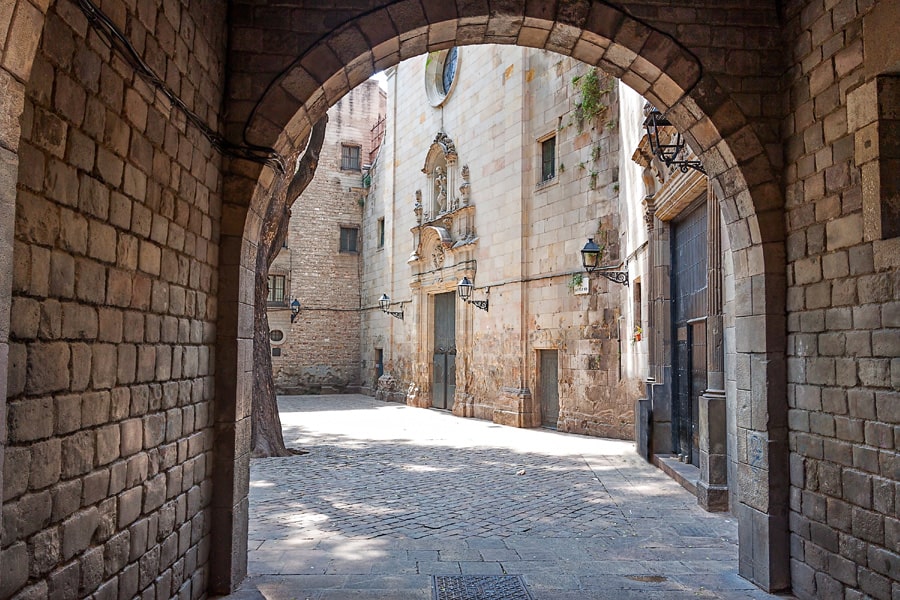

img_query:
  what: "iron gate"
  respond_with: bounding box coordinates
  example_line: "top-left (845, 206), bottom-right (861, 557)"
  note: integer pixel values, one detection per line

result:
top-left (671, 201), bottom-right (708, 466)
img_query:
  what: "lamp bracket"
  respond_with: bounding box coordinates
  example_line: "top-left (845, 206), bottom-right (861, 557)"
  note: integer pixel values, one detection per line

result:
top-left (468, 299), bottom-right (489, 312)
top-left (385, 309), bottom-right (404, 320)
top-left (666, 157), bottom-right (706, 175)
top-left (593, 267), bottom-right (629, 286)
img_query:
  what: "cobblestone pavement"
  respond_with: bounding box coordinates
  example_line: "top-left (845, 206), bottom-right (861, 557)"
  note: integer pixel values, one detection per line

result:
top-left (226, 395), bottom-right (793, 600)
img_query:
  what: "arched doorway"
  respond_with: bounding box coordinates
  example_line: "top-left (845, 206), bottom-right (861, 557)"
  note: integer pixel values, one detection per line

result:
top-left (0, 2), bottom-right (790, 597)
top-left (215, 3), bottom-right (787, 594)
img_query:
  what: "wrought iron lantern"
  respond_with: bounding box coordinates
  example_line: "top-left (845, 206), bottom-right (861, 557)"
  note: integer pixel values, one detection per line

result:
top-left (379, 293), bottom-right (404, 320)
top-left (580, 238), bottom-right (602, 272)
top-left (457, 276), bottom-right (489, 311)
top-left (580, 239), bottom-right (628, 286)
top-left (643, 108), bottom-right (706, 175)
top-left (290, 298), bottom-right (301, 323)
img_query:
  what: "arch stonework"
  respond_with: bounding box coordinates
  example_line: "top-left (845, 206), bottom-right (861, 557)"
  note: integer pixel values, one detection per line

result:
top-left (0, 0), bottom-right (51, 575)
top-left (218, 1), bottom-right (789, 593)
top-left (17, 1), bottom-right (900, 598)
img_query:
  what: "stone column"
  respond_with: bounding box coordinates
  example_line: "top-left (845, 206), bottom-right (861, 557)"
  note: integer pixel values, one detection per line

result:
top-left (697, 192), bottom-right (728, 511)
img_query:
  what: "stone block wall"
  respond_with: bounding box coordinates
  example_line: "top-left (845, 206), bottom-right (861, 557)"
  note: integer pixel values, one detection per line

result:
top-left (782, 1), bottom-right (900, 598)
top-left (2, 1), bottom-right (225, 597)
top-left (0, 0), bottom-right (896, 596)
top-left (269, 80), bottom-right (386, 394)
top-left (359, 46), bottom-right (635, 436)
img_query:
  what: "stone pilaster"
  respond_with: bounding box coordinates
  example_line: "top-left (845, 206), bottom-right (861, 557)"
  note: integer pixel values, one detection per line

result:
top-left (697, 192), bottom-right (728, 511)
top-left (646, 218), bottom-right (673, 455)
top-left (697, 393), bottom-right (728, 511)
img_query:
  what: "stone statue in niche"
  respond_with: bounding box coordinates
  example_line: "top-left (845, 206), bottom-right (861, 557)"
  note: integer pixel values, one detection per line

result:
top-left (434, 165), bottom-right (448, 214)
top-left (459, 164), bottom-right (470, 206)
top-left (414, 189), bottom-right (423, 223)
top-left (641, 164), bottom-right (657, 199)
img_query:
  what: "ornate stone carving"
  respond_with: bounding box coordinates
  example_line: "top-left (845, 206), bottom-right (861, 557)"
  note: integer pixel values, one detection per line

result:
top-left (642, 197), bottom-right (656, 232)
top-left (459, 164), bottom-right (470, 206)
top-left (414, 189), bottom-right (423, 223)
top-left (432, 244), bottom-right (445, 269)
top-left (432, 131), bottom-right (457, 159)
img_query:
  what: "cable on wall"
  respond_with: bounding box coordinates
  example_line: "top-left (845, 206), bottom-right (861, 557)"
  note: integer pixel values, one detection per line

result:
top-left (74, 0), bottom-right (287, 174)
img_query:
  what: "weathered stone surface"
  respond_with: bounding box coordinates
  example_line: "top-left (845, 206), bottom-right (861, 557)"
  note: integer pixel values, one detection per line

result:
top-left (61, 506), bottom-right (99, 560)
top-left (28, 438), bottom-right (61, 490)
top-left (30, 527), bottom-right (60, 577)
top-left (60, 431), bottom-right (93, 479)
top-left (8, 396), bottom-right (53, 442)
top-left (0, 542), bottom-right (29, 598)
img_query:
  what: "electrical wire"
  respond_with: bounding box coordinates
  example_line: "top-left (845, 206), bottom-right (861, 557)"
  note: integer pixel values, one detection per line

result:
top-left (75, 0), bottom-right (286, 174)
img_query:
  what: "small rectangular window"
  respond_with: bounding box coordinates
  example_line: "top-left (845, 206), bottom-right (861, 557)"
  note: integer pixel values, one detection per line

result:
top-left (267, 275), bottom-right (286, 304)
top-left (633, 280), bottom-right (642, 325)
top-left (340, 226), bottom-right (359, 253)
top-left (541, 136), bottom-right (556, 182)
top-left (377, 218), bottom-right (385, 248)
top-left (341, 145), bottom-right (361, 171)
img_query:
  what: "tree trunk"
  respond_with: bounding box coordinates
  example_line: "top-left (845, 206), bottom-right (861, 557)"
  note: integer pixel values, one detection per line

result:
top-left (251, 117), bottom-right (328, 457)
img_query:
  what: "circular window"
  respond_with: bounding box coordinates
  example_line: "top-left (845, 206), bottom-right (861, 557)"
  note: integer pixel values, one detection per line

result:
top-left (441, 47), bottom-right (458, 95)
top-left (269, 329), bottom-right (284, 343)
top-left (425, 47), bottom-right (461, 107)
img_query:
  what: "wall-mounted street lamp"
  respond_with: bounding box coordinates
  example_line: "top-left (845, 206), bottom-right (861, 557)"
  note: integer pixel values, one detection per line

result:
top-left (457, 276), bottom-right (489, 311)
top-left (290, 298), bottom-right (301, 323)
top-left (379, 294), bottom-right (404, 320)
top-left (643, 107), bottom-right (706, 175)
top-left (581, 238), bottom-right (629, 286)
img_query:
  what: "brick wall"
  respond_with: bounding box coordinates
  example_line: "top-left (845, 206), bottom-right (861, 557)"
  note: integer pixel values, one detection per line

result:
top-left (782, 1), bottom-right (900, 598)
top-left (1, 1), bottom-right (225, 597)
top-left (268, 80), bottom-right (386, 394)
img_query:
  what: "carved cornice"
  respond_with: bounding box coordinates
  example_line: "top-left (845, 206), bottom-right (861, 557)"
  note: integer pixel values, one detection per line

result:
top-left (653, 168), bottom-right (707, 222)
top-left (631, 136), bottom-right (655, 168)
top-left (423, 225), bottom-right (453, 248)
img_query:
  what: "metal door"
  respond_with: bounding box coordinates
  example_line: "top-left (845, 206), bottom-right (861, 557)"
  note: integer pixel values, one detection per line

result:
top-left (674, 326), bottom-right (692, 461)
top-left (671, 202), bottom-right (708, 466)
top-left (539, 350), bottom-right (560, 428)
top-left (432, 292), bottom-right (456, 410)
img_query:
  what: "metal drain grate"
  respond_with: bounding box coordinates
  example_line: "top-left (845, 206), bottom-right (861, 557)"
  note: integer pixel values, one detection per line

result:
top-left (432, 575), bottom-right (533, 600)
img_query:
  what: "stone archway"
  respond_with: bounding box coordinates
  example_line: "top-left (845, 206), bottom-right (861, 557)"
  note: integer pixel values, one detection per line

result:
top-left (216, 1), bottom-right (788, 594)
top-left (0, 0), bottom-right (52, 560)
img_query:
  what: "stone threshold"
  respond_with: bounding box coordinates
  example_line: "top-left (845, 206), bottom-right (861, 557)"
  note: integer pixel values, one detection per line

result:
top-left (652, 454), bottom-right (699, 496)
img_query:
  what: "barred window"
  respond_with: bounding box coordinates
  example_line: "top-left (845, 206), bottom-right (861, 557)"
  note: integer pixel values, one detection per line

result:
top-left (541, 136), bottom-right (556, 182)
top-left (267, 275), bottom-right (285, 304)
top-left (341, 144), bottom-right (361, 171)
top-left (340, 226), bottom-right (359, 253)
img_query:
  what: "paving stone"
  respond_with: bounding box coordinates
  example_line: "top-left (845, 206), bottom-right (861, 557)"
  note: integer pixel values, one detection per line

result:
top-left (228, 395), bottom-right (793, 600)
